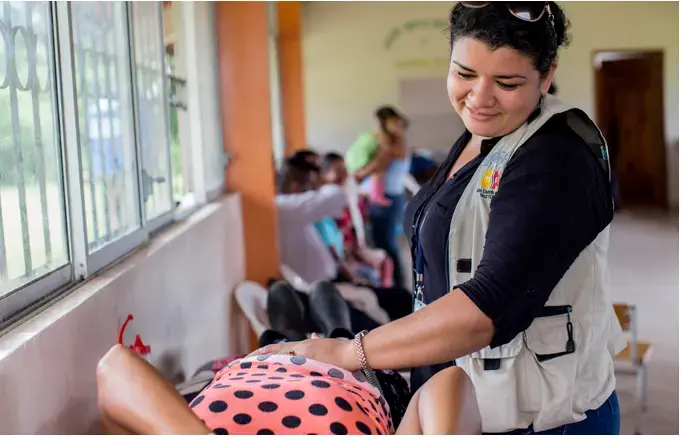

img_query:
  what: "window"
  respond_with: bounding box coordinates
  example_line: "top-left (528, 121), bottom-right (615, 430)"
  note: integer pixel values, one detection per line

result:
top-left (131, 1), bottom-right (173, 222)
top-left (71, 2), bottom-right (140, 252)
top-left (0, 1), bottom-right (225, 328)
top-left (0, 1), bottom-right (70, 320)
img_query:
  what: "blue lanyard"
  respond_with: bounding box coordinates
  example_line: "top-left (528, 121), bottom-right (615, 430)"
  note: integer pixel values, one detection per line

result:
top-left (412, 201), bottom-right (431, 305)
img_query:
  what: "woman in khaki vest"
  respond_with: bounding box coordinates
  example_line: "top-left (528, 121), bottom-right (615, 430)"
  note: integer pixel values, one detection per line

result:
top-left (262, 2), bottom-right (621, 435)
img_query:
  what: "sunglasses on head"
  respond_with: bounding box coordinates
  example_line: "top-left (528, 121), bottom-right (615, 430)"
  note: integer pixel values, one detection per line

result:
top-left (460, 1), bottom-right (555, 27)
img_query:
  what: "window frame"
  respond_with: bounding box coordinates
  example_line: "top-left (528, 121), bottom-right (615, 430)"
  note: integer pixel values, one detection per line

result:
top-left (0, 1), bottom-right (224, 331)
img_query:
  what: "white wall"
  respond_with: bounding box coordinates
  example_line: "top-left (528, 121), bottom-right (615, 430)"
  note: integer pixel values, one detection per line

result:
top-left (302, 2), bottom-right (679, 203)
top-left (0, 195), bottom-right (249, 434)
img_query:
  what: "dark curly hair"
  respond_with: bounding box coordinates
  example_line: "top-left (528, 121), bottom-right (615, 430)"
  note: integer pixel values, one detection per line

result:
top-left (449, 2), bottom-right (571, 76)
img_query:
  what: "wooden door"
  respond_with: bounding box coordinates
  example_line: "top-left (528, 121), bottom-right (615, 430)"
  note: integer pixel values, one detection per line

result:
top-left (594, 52), bottom-right (667, 209)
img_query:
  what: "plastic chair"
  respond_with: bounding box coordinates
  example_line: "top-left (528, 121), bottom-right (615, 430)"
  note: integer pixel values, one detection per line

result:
top-left (612, 303), bottom-right (652, 435)
top-left (234, 281), bottom-right (270, 338)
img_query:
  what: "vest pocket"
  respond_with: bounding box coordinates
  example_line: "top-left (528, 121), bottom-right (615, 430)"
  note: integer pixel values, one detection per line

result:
top-left (525, 306), bottom-right (575, 361)
top-left (523, 307), bottom-right (581, 431)
top-left (464, 335), bottom-right (526, 433)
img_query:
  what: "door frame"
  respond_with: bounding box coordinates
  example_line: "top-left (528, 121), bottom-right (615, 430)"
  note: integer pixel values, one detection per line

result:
top-left (592, 49), bottom-right (668, 209)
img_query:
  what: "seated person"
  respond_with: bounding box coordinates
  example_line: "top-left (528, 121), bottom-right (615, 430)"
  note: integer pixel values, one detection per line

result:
top-left (316, 153), bottom-right (393, 287)
top-left (275, 157), bottom-right (413, 328)
top-left (290, 148), bottom-right (322, 168)
top-left (96, 282), bottom-right (481, 435)
top-left (409, 151), bottom-right (438, 186)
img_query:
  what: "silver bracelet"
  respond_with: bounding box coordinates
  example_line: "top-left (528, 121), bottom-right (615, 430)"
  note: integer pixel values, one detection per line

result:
top-left (354, 330), bottom-right (383, 395)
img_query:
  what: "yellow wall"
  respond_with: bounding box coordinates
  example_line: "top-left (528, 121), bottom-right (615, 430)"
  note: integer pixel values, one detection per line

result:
top-left (302, 1), bottom-right (679, 151)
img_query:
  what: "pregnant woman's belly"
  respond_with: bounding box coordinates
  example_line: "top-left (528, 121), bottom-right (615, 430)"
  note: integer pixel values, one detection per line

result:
top-left (190, 355), bottom-right (392, 435)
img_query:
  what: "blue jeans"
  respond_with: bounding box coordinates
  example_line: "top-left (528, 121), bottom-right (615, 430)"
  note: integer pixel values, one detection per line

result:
top-left (501, 392), bottom-right (620, 435)
top-left (369, 194), bottom-right (406, 288)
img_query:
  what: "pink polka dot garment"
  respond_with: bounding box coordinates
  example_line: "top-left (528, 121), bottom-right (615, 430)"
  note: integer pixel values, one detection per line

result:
top-left (190, 354), bottom-right (393, 435)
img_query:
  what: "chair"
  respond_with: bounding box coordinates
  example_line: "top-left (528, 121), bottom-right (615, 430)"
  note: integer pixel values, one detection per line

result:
top-left (234, 281), bottom-right (270, 338)
top-left (612, 303), bottom-right (652, 435)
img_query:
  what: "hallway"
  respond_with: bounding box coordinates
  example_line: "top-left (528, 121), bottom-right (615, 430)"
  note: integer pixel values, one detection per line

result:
top-left (608, 211), bottom-right (679, 435)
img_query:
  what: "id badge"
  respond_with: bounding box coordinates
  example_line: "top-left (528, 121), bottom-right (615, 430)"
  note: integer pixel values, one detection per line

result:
top-left (414, 297), bottom-right (426, 312)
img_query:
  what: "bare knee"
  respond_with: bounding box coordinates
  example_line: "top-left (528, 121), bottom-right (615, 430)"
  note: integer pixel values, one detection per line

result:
top-left (98, 345), bottom-right (137, 386)
top-left (96, 345), bottom-right (137, 415)
top-left (419, 366), bottom-right (482, 435)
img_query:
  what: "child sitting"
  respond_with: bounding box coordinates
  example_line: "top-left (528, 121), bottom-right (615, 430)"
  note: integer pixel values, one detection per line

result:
top-left (315, 153), bottom-right (394, 287)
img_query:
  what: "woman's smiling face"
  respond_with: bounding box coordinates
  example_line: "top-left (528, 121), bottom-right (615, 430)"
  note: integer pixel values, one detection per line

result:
top-left (447, 37), bottom-right (555, 139)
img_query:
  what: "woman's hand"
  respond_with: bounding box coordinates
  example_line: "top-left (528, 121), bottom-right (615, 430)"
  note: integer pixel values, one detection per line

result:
top-left (258, 334), bottom-right (362, 372)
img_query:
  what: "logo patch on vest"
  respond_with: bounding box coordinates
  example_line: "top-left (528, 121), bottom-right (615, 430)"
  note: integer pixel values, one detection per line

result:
top-left (478, 168), bottom-right (501, 199)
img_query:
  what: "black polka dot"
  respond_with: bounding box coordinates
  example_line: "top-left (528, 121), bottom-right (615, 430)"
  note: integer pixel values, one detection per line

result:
top-left (282, 416), bottom-right (302, 428)
top-left (335, 397), bottom-right (352, 412)
top-left (290, 356), bottom-right (306, 365)
top-left (209, 400), bottom-right (228, 413)
top-left (352, 371), bottom-right (366, 382)
top-left (374, 417), bottom-right (380, 424)
top-left (246, 380), bottom-right (261, 383)
top-left (375, 427), bottom-right (382, 435)
top-left (257, 429), bottom-right (274, 435)
top-left (378, 396), bottom-right (386, 406)
top-left (233, 413), bottom-right (252, 425)
top-left (285, 390), bottom-right (305, 400)
top-left (213, 383), bottom-right (230, 389)
top-left (273, 362), bottom-right (283, 366)
top-left (213, 427), bottom-right (229, 435)
top-left (369, 401), bottom-right (377, 412)
top-left (355, 403), bottom-right (369, 416)
top-left (190, 395), bottom-right (204, 408)
top-left (356, 421), bottom-right (371, 435)
top-left (275, 367), bottom-right (287, 373)
top-left (240, 362), bottom-right (252, 369)
top-left (290, 374), bottom-right (305, 378)
top-left (234, 390), bottom-right (254, 399)
top-left (256, 355), bottom-right (270, 361)
top-left (330, 422), bottom-right (348, 435)
top-left (237, 372), bottom-right (247, 376)
top-left (253, 373), bottom-right (267, 376)
top-left (327, 368), bottom-right (344, 379)
top-left (309, 371), bottom-right (323, 377)
top-left (228, 377), bottom-right (244, 381)
top-left (258, 401), bottom-right (279, 413)
top-left (308, 404), bottom-right (328, 416)
top-left (269, 377), bottom-right (284, 380)
top-left (261, 383), bottom-right (280, 390)
top-left (311, 380), bottom-right (330, 389)
top-left (257, 365), bottom-right (269, 370)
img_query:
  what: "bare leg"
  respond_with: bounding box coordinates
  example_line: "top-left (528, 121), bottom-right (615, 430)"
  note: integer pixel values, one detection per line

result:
top-left (394, 387), bottom-right (424, 435)
top-left (97, 344), bottom-right (211, 435)
top-left (396, 366), bottom-right (481, 435)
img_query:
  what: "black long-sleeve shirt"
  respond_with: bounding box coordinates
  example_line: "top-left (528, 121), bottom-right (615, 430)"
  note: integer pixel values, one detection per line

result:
top-left (403, 111), bottom-right (613, 392)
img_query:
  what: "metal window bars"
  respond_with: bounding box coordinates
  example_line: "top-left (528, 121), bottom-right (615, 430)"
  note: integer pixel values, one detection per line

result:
top-left (0, 1), bottom-right (183, 329)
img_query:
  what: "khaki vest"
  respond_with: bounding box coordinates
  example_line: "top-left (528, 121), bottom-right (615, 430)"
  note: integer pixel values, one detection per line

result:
top-left (448, 95), bottom-right (626, 433)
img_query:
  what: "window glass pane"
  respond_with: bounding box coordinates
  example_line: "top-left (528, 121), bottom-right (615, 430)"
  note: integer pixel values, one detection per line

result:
top-left (165, 47), bottom-right (186, 204)
top-left (162, 2), bottom-right (189, 205)
top-left (0, 1), bottom-right (69, 297)
top-left (71, 2), bottom-right (139, 252)
top-left (132, 2), bottom-right (172, 220)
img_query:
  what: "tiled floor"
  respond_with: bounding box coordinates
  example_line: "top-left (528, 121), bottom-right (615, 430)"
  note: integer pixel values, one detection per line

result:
top-left (398, 209), bottom-right (679, 434)
top-left (607, 210), bottom-right (678, 435)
